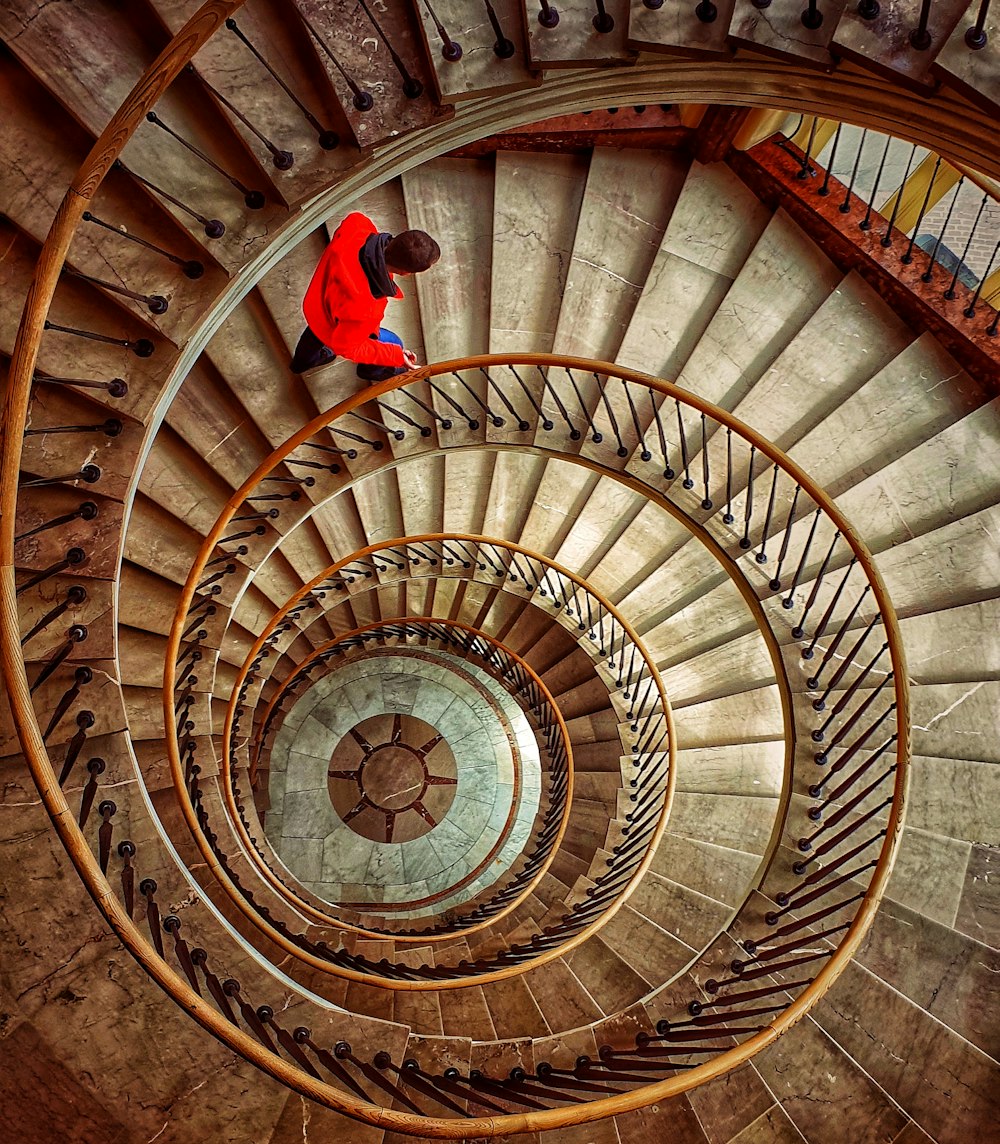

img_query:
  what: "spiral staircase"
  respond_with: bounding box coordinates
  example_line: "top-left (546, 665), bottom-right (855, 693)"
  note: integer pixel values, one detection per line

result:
top-left (2, 3), bottom-right (999, 1142)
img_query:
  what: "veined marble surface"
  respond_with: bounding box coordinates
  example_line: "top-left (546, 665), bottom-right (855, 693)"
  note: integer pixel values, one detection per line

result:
top-left (266, 648), bottom-right (544, 918)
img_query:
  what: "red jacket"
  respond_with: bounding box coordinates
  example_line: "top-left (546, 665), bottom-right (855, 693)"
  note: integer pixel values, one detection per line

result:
top-left (302, 212), bottom-right (405, 367)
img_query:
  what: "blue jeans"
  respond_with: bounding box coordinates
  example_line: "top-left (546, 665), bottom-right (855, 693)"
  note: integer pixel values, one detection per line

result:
top-left (356, 328), bottom-right (408, 382)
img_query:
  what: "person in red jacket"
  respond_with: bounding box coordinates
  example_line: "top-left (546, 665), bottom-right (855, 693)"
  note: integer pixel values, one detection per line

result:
top-left (290, 212), bottom-right (440, 380)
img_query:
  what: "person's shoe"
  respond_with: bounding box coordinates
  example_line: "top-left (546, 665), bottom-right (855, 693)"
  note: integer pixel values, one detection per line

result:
top-left (291, 345), bottom-right (335, 374)
top-left (356, 362), bottom-right (398, 382)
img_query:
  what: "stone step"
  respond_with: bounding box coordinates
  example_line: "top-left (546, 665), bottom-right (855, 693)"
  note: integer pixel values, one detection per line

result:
top-left (490, 149), bottom-right (590, 354)
top-left (410, 0), bottom-right (539, 103)
top-left (615, 158), bottom-right (771, 381)
top-left (831, 0), bottom-right (971, 90)
top-left (551, 147), bottom-right (689, 362)
top-left (626, 0), bottom-right (735, 57)
top-left (523, 0), bottom-right (637, 67)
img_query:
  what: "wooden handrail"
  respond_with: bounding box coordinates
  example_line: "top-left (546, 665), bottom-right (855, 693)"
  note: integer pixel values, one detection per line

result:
top-left (228, 614), bottom-right (577, 940)
top-left (0, 0), bottom-right (935, 1119)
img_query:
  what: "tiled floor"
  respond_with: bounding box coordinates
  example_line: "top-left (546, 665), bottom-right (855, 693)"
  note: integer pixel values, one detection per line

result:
top-left (266, 648), bottom-right (543, 918)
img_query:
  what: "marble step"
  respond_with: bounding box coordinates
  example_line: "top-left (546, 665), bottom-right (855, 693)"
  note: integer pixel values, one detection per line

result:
top-left (146, 0), bottom-right (358, 204)
top-left (490, 149), bottom-right (590, 355)
top-left (832, 0), bottom-right (970, 90)
top-left (615, 158), bottom-right (771, 382)
top-left (523, 0), bottom-right (637, 67)
top-left (409, 0), bottom-right (539, 103)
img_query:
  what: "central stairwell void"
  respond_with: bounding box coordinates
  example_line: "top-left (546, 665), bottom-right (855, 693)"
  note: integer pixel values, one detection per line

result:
top-left (2, 3), bottom-right (999, 1141)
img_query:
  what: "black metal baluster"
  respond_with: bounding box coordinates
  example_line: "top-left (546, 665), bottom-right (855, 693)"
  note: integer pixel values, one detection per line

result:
top-left (300, 9), bottom-right (375, 111)
top-left (424, 2), bottom-right (463, 60)
top-left (910, 0), bottom-right (933, 48)
top-left (115, 160), bottom-right (225, 238)
top-left (839, 129), bottom-right (869, 214)
top-left (699, 413), bottom-right (712, 509)
top-left (225, 18), bottom-right (339, 148)
top-left (41, 665), bottom-right (92, 740)
top-left (57, 712), bottom-right (95, 785)
top-left (537, 367), bottom-right (579, 439)
top-left (24, 419), bottom-right (122, 438)
top-left (945, 193), bottom-right (989, 299)
top-left (32, 373), bottom-right (129, 397)
top-left (564, 369), bottom-right (601, 442)
top-left (195, 70), bottom-right (294, 169)
top-left (450, 372), bottom-right (502, 427)
top-left (20, 585), bottom-right (87, 646)
top-left (78, 757), bottom-right (105, 828)
top-left (483, 1), bottom-right (516, 56)
top-left (781, 508), bottom-right (822, 609)
top-left (145, 112), bottom-right (266, 209)
top-left (538, 1), bottom-right (560, 27)
top-left (965, 0), bottom-right (991, 46)
top-left (476, 367), bottom-right (527, 431)
top-left (623, 381), bottom-right (651, 461)
top-left (16, 548), bottom-right (87, 594)
top-left (593, 0), bottom-right (615, 31)
top-left (81, 210), bottom-right (204, 278)
top-left (15, 501), bottom-right (98, 542)
top-left (921, 178), bottom-right (964, 282)
top-left (20, 465), bottom-right (100, 492)
top-left (65, 266), bottom-right (168, 314)
top-left (43, 319), bottom-right (154, 356)
top-left (963, 240), bottom-right (1000, 319)
top-left (880, 144), bottom-right (918, 247)
top-left (676, 402), bottom-right (693, 488)
top-left (791, 531), bottom-right (841, 638)
top-left (859, 135), bottom-right (892, 231)
top-left (801, 0), bottom-right (823, 29)
top-left (817, 124), bottom-right (843, 197)
top-left (357, 0), bottom-right (423, 98)
top-left (901, 156), bottom-right (944, 264)
top-left (739, 447), bottom-right (757, 548)
top-left (509, 365), bottom-right (553, 430)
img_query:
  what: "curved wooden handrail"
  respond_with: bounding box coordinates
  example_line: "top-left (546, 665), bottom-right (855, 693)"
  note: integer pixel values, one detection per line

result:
top-left (229, 615), bottom-right (577, 939)
top-left (0, 0), bottom-right (934, 1124)
top-left (215, 536), bottom-right (671, 942)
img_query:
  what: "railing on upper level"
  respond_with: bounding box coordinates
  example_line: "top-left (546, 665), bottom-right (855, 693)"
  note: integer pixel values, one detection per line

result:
top-left (773, 118), bottom-right (1000, 338)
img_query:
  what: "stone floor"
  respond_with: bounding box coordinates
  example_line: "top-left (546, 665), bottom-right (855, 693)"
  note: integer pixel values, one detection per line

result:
top-left (265, 648), bottom-right (543, 918)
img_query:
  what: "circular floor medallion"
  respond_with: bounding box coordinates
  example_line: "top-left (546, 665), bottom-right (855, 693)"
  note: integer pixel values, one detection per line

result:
top-left (328, 713), bottom-right (458, 843)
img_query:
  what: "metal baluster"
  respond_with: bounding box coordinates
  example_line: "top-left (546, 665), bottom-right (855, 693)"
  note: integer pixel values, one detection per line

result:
top-left (859, 135), bottom-right (893, 231)
top-left (65, 266), bottom-right (168, 313)
top-left (944, 193), bottom-right (988, 299)
top-left (20, 585), bottom-right (87, 646)
top-left (423, 1), bottom-right (463, 60)
top-left (43, 320), bottom-right (154, 356)
top-left (536, 367), bottom-right (579, 439)
top-left (921, 177), bottom-right (964, 282)
top-left (15, 501), bottom-right (98, 543)
top-left (965, 0), bottom-right (991, 46)
top-left (115, 160), bottom-right (225, 238)
top-left (357, 0), bottom-right (423, 97)
top-left (16, 548), bottom-right (87, 595)
top-left (839, 129), bottom-right (869, 214)
top-left (880, 144), bottom-right (919, 246)
top-left (81, 210), bottom-right (204, 278)
top-left (145, 112), bottom-right (266, 209)
top-left (538, 1), bottom-right (560, 27)
top-left (19, 464), bottom-right (101, 490)
top-left (32, 373), bottom-right (128, 397)
top-left (195, 69), bottom-right (294, 169)
top-left (910, 0), bottom-right (933, 48)
top-left (817, 124), bottom-right (843, 197)
top-left (299, 10), bottom-right (374, 111)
